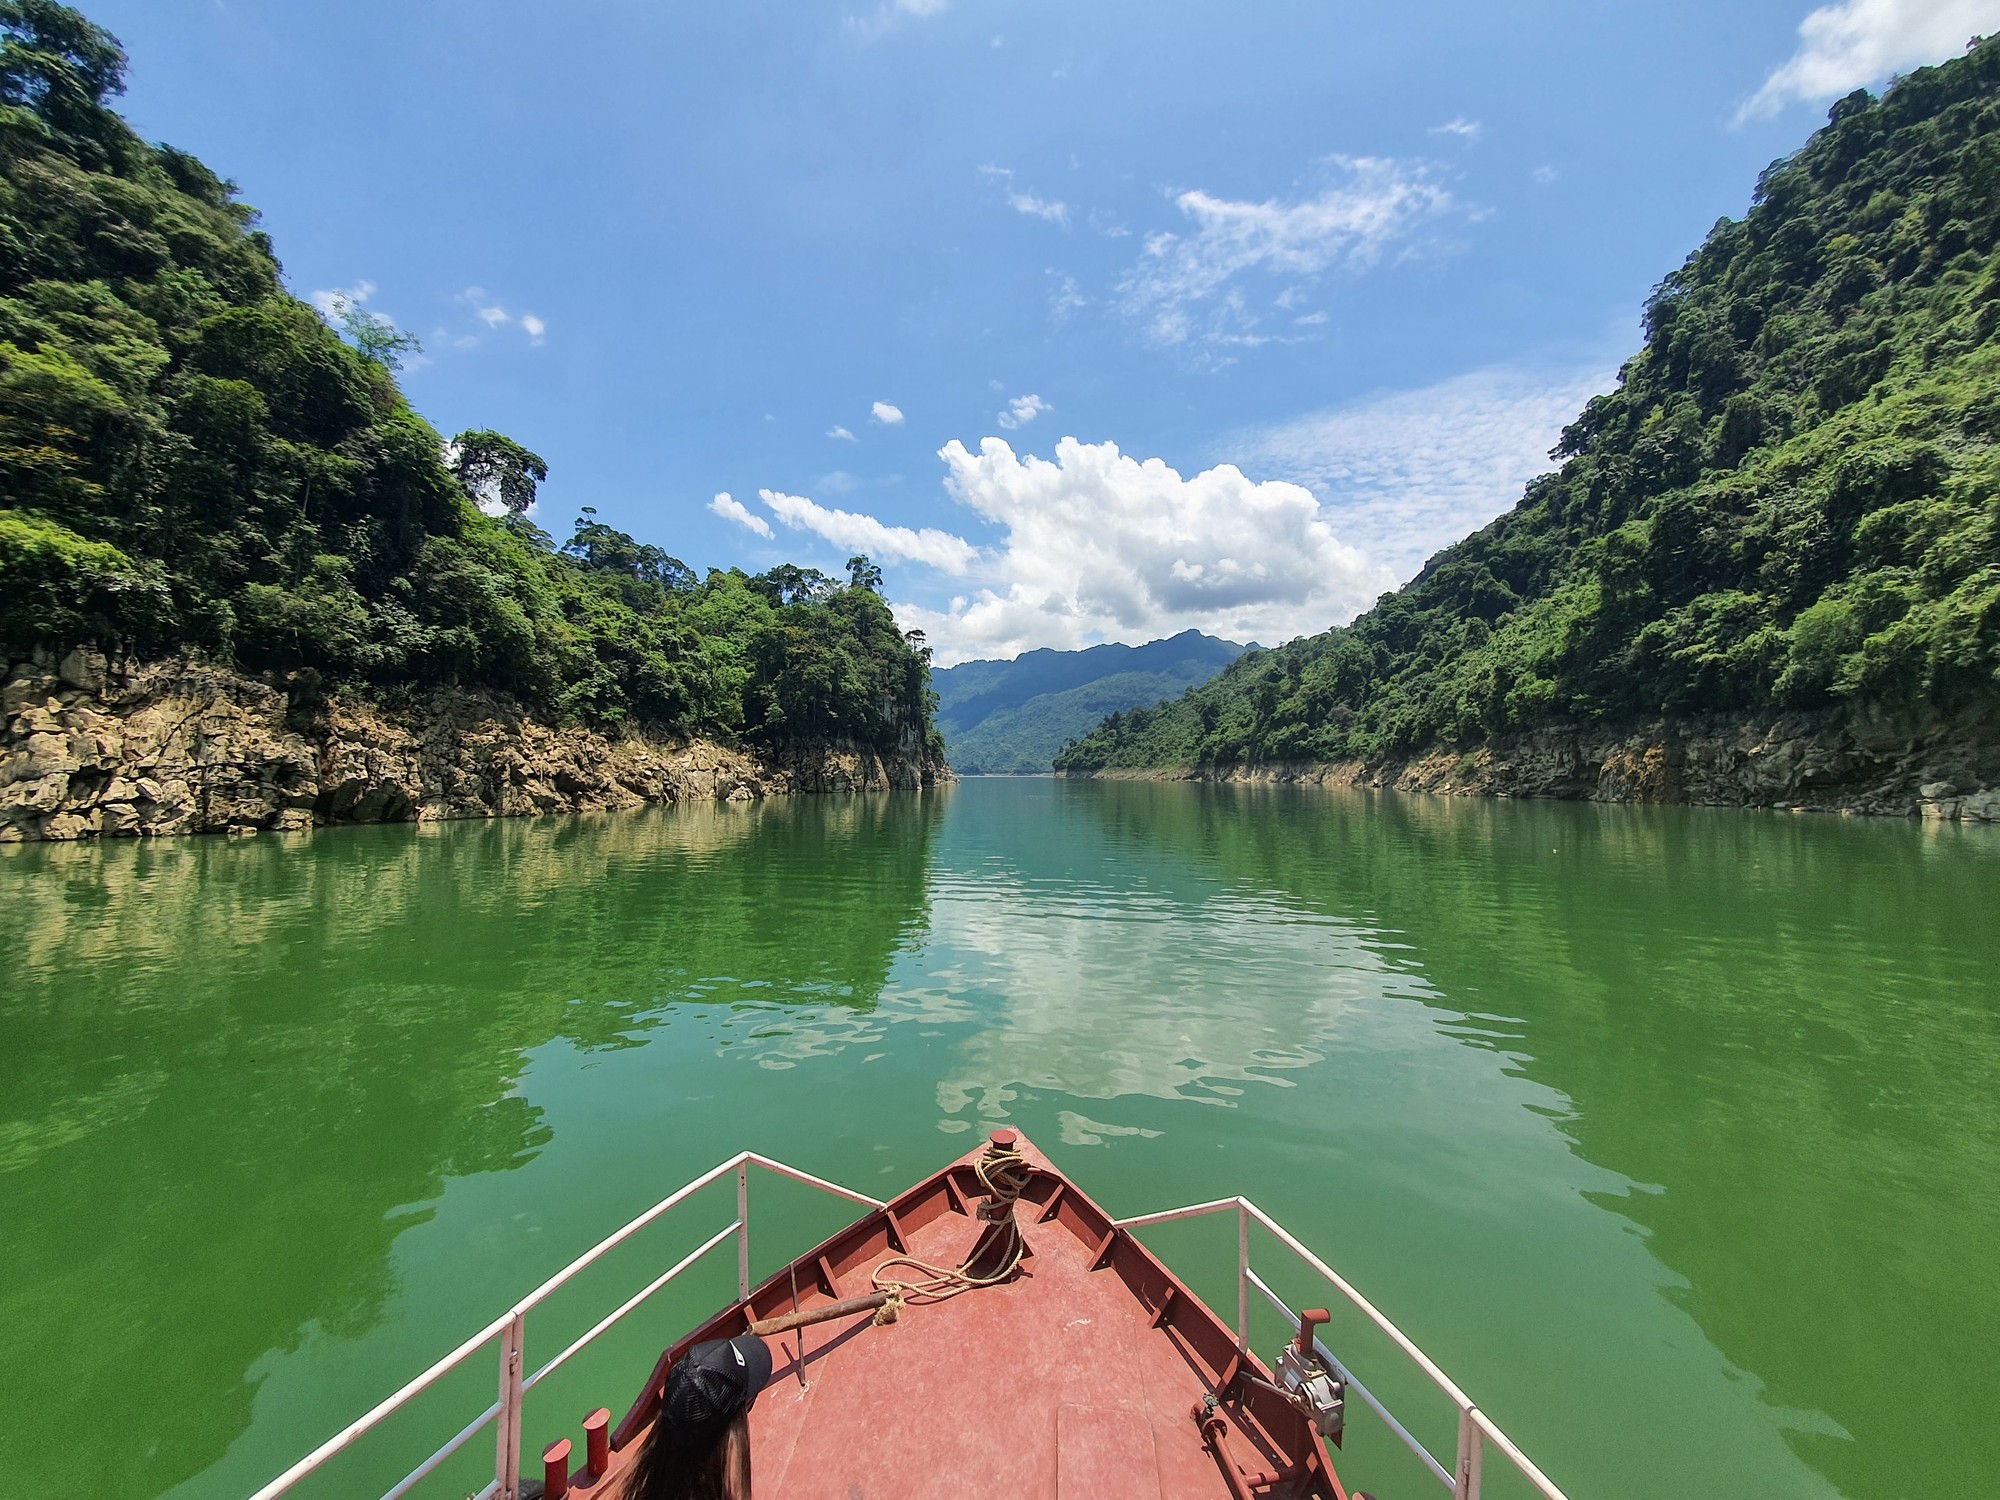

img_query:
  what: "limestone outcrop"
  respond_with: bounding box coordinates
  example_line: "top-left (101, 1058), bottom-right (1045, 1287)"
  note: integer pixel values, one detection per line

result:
top-left (1, 652), bottom-right (948, 842)
top-left (1076, 706), bottom-right (2000, 821)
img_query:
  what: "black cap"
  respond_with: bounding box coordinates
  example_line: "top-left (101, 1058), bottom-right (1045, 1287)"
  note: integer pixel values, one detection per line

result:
top-left (658, 1335), bottom-right (773, 1443)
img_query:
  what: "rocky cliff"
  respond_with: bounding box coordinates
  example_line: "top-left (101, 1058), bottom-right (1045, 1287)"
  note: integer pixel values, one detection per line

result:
top-left (1, 652), bottom-right (949, 842)
top-left (1073, 708), bottom-right (2000, 822)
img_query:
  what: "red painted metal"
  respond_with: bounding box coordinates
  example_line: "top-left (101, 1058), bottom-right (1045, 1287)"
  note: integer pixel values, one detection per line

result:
top-left (541, 1438), bottom-right (571, 1499)
top-left (1297, 1308), bottom-right (1330, 1352)
top-left (591, 1131), bottom-right (1349, 1499)
top-left (583, 1408), bottom-right (610, 1479)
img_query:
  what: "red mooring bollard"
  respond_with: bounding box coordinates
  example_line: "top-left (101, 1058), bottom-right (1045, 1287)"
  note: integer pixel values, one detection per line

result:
top-left (583, 1407), bottom-right (612, 1478)
top-left (541, 1438), bottom-right (571, 1500)
top-left (989, 1127), bottom-right (1018, 1150)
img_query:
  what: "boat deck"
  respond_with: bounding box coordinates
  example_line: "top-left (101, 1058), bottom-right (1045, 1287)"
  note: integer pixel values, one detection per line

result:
top-left (579, 1136), bottom-right (1343, 1500)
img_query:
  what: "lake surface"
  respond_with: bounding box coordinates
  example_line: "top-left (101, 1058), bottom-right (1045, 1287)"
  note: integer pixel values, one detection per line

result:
top-left (3, 780), bottom-right (1997, 1500)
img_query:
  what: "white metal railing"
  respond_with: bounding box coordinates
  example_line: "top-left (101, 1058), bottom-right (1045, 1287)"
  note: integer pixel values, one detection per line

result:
top-left (1114, 1197), bottom-right (1569, 1500)
top-left (245, 1152), bottom-right (883, 1500)
top-left (247, 1158), bottom-right (1566, 1500)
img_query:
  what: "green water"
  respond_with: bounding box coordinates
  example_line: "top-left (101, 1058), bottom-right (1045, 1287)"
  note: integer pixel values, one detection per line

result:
top-left (3, 781), bottom-right (1997, 1500)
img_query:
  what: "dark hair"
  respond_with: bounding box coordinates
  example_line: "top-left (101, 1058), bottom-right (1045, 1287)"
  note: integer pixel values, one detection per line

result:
top-left (625, 1410), bottom-right (750, 1500)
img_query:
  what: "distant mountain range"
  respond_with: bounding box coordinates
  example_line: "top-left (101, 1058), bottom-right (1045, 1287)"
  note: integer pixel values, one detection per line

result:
top-left (934, 631), bottom-right (1254, 774)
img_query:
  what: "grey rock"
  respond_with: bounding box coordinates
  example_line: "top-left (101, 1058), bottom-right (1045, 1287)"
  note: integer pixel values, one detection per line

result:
top-left (1, 656), bottom-right (950, 842)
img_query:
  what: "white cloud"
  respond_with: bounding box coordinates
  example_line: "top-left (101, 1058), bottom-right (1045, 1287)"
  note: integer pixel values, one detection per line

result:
top-left (828, 425), bottom-right (859, 442)
top-left (710, 492), bottom-right (773, 539)
top-left (452, 288), bottom-right (547, 347)
top-left (758, 490), bottom-right (978, 573)
top-left (1048, 272), bottom-right (1087, 325)
top-left (892, 437), bottom-right (1392, 664)
top-left (311, 280), bottom-right (417, 364)
top-left (845, 0), bottom-right (947, 39)
top-left (979, 165), bottom-right (1070, 227)
top-left (1226, 359), bottom-right (1614, 581)
top-left (871, 400), bottom-right (905, 425)
top-left (310, 280), bottom-right (377, 320)
top-left (1430, 117), bottom-right (1483, 140)
top-left (1738, 0), bottom-right (1999, 121)
top-left (1532, 164), bottom-right (1559, 185)
top-left (996, 393), bottom-right (1050, 429)
top-left (1117, 157), bottom-right (1455, 348)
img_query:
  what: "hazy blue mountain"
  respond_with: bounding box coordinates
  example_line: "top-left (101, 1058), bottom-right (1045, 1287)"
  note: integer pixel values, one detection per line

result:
top-left (935, 632), bottom-right (1253, 774)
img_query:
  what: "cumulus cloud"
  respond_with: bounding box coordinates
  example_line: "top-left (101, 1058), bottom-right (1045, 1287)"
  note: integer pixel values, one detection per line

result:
top-left (828, 425), bottom-right (858, 442)
top-left (520, 313), bottom-right (546, 343)
top-left (1737, 0), bottom-right (1999, 121)
top-left (1117, 157), bottom-right (1455, 348)
top-left (759, 489), bottom-right (978, 573)
top-left (1227, 359), bottom-right (1614, 580)
top-left (710, 492), bottom-right (773, 539)
top-left (871, 400), bottom-right (905, 425)
top-left (891, 437), bottom-right (1392, 663)
top-left (979, 165), bottom-right (1070, 227)
top-left (996, 393), bottom-right (1050, 430)
top-left (722, 360), bottom-right (1614, 664)
top-left (1430, 117), bottom-right (1482, 140)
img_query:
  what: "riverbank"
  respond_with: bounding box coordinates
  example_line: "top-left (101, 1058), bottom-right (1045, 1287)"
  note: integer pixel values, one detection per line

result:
top-left (1, 651), bottom-right (949, 842)
top-left (1065, 707), bottom-right (2000, 821)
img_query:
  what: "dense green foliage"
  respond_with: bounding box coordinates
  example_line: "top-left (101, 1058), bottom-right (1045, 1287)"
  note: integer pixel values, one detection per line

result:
top-left (935, 631), bottom-right (1248, 772)
top-left (0, 3), bottom-right (937, 754)
top-left (1058, 43), bottom-right (2000, 774)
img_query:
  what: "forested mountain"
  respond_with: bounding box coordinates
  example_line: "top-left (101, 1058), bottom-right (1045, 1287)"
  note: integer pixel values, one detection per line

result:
top-left (935, 631), bottom-right (1249, 773)
top-left (0, 2), bottom-right (938, 758)
top-left (1058, 42), bottom-right (2000, 783)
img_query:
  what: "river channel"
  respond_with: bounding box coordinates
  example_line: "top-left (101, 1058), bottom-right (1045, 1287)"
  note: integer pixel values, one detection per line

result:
top-left (2, 779), bottom-right (1996, 1499)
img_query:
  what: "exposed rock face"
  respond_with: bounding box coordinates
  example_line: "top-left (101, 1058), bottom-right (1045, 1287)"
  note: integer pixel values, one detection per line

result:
top-left (1075, 706), bottom-right (2000, 822)
top-left (1, 652), bottom-right (949, 842)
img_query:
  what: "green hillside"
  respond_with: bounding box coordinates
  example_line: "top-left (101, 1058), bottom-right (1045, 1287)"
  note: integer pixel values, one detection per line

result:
top-left (935, 631), bottom-right (1249, 773)
top-left (0, 2), bottom-right (938, 756)
top-left (1058, 43), bottom-right (2000, 777)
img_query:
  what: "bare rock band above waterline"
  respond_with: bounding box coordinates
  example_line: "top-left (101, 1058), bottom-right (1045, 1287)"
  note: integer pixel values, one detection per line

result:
top-left (1062, 708), bottom-right (2000, 823)
top-left (1, 651), bottom-right (950, 843)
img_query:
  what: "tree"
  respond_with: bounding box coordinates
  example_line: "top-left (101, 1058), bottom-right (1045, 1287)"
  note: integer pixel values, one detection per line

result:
top-left (325, 291), bottom-right (423, 372)
top-left (562, 508), bottom-right (695, 590)
top-left (450, 429), bottom-right (547, 515)
top-left (751, 563), bottom-right (834, 607)
top-left (0, 0), bottom-right (125, 153)
top-left (846, 554), bottom-right (884, 593)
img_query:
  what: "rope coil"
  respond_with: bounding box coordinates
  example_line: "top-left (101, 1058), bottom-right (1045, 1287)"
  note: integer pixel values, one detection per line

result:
top-left (870, 1141), bottom-right (1032, 1305)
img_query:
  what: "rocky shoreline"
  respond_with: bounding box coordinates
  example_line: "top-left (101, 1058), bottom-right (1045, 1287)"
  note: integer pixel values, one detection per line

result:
top-left (1068, 706), bottom-right (2000, 822)
top-left (2, 652), bottom-right (949, 843)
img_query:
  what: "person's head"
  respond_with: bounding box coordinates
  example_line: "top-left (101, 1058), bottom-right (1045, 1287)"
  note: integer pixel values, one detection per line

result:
top-left (626, 1334), bottom-right (773, 1500)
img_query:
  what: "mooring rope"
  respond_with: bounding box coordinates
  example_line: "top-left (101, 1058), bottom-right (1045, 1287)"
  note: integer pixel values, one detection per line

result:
top-left (869, 1141), bottom-right (1033, 1306)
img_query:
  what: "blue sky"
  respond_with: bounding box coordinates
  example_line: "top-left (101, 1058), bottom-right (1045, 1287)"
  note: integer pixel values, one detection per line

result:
top-left (89, 0), bottom-right (1999, 661)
